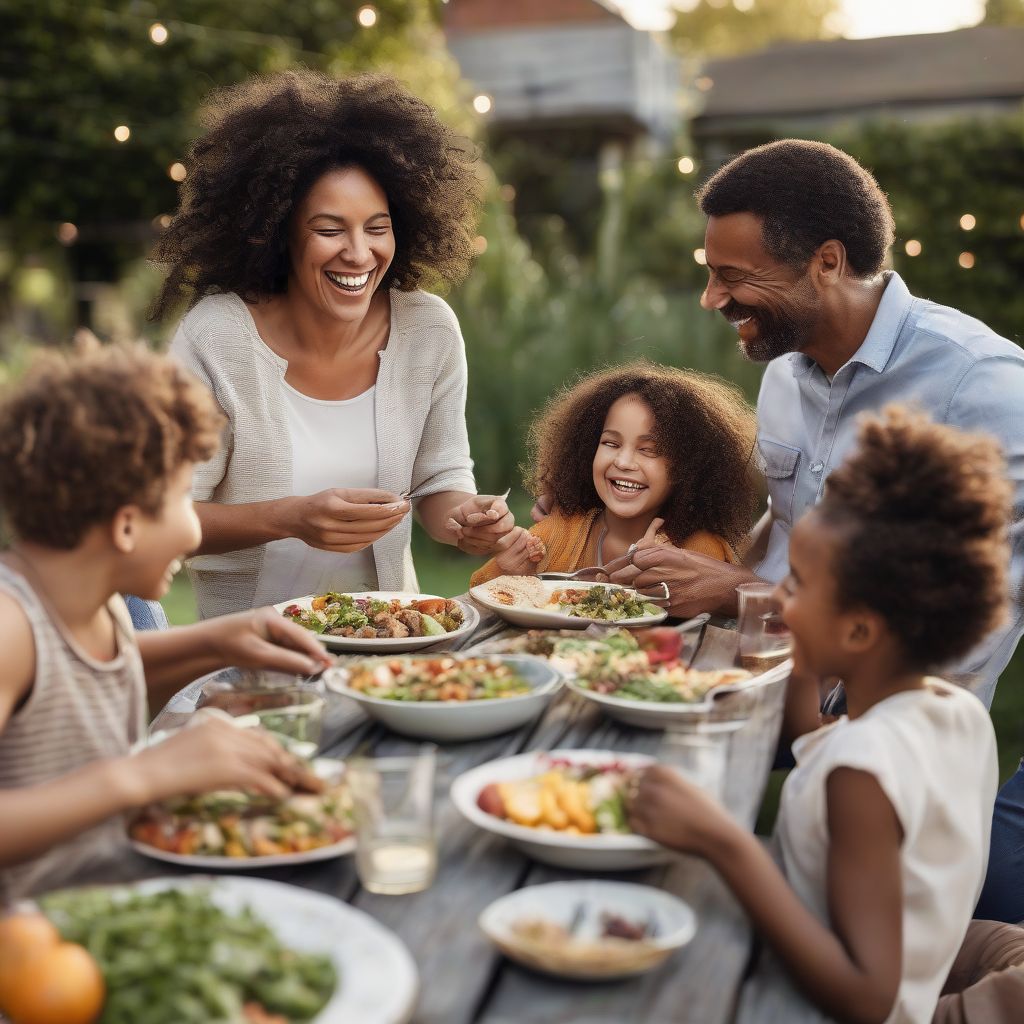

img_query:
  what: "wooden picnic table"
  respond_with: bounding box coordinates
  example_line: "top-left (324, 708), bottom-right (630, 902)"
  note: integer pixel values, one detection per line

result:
top-left (88, 600), bottom-right (788, 1024)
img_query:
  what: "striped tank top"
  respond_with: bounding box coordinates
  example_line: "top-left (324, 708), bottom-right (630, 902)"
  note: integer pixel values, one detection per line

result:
top-left (0, 562), bottom-right (147, 906)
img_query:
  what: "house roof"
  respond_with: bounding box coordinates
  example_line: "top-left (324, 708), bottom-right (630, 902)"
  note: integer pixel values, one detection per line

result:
top-left (443, 0), bottom-right (624, 35)
top-left (691, 26), bottom-right (1024, 123)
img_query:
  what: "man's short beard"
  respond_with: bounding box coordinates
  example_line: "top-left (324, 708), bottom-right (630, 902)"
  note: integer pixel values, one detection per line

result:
top-left (723, 282), bottom-right (817, 364)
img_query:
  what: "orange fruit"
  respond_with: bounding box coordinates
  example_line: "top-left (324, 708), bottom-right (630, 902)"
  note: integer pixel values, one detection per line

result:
top-left (1, 941), bottom-right (105, 1024)
top-left (0, 914), bottom-right (61, 1008)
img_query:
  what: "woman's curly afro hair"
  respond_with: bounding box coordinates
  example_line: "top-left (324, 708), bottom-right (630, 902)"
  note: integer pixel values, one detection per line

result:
top-left (152, 70), bottom-right (481, 319)
top-left (526, 361), bottom-right (759, 549)
top-left (817, 405), bottom-right (1011, 673)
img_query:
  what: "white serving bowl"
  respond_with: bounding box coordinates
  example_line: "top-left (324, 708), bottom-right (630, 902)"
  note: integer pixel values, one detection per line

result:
top-left (469, 580), bottom-right (666, 630)
top-left (274, 592), bottom-right (478, 653)
top-left (450, 749), bottom-right (668, 870)
top-left (567, 659), bottom-right (792, 731)
top-left (479, 879), bottom-right (697, 980)
top-left (324, 655), bottom-right (562, 742)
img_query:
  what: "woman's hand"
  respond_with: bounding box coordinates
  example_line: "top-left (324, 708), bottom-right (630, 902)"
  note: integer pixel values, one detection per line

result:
top-left (494, 527), bottom-right (546, 575)
top-left (283, 488), bottom-right (410, 552)
top-left (445, 494), bottom-right (515, 555)
top-left (626, 764), bottom-right (735, 858)
top-left (132, 718), bottom-right (309, 804)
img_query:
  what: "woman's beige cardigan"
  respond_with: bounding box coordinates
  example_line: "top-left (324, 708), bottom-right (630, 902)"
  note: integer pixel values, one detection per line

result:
top-left (170, 290), bottom-right (477, 618)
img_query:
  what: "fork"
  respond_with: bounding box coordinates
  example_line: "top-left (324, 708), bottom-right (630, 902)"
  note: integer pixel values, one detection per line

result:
top-left (403, 485), bottom-right (511, 504)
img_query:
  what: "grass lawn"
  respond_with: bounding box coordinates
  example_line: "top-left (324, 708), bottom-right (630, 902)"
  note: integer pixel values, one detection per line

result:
top-left (163, 525), bottom-right (1024, 828)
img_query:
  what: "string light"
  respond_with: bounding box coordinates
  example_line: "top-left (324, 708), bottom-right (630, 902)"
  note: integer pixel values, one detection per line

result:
top-left (499, 184), bottom-right (516, 202)
top-left (357, 6), bottom-right (377, 27)
top-left (472, 235), bottom-right (488, 255)
top-left (733, 0), bottom-right (755, 10)
top-left (958, 252), bottom-right (975, 269)
top-left (56, 222), bottom-right (78, 245)
top-left (904, 239), bottom-right (922, 257)
top-left (473, 94), bottom-right (492, 114)
top-left (959, 213), bottom-right (976, 230)
top-left (152, 214), bottom-right (173, 229)
top-left (149, 23), bottom-right (168, 44)
top-left (693, 248), bottom-right (707, 265)
top-left (113, 125), bottom-right (130, 142)
top-left (168, 162), bottom-right (187, 182)
top-left (695, 76), bottom-right (714, 92)
top-left (677, 156), bottom-right (695, 175)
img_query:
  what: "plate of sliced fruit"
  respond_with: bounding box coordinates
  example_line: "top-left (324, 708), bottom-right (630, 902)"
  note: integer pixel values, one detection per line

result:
top-left (450, 749), bottom-right (668, 870)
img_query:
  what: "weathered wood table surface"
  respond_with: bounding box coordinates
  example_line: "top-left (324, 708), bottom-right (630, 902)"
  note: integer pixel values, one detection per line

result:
top-left (99, 602), bottom-right (788, 1024)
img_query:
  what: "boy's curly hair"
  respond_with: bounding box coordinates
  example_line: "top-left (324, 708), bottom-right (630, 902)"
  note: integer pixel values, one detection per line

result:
top-left (151, 70), bottom-right (481, 319)
top-left (819, 405), bottom-right (1011, 672)
top-left (0, 346), bottom-right (224, 549)
top-left (526, 361), bottom-right (759, 548)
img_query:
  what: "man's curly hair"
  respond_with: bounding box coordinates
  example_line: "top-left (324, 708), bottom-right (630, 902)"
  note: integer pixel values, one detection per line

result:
top-left (818, 406), bottom-right (1011, 672)
top-left (526, 361), bottom-right (759, 548)
top-left (152, 70), bottom-right (481, 319)
top-left (0, 346), bottom-right (224, 549)
top-left (696, 139), bottom-right (895, 278)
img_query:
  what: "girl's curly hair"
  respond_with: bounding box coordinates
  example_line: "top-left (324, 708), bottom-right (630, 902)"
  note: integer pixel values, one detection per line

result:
top-left (0, 345), bottom-right (223, 549)
top-left (152, 70), bottom-right (481, 319)
top-left (818, 405), bottom-right (1011, 672)
top-left (526, 361), bottom-right (759, 548)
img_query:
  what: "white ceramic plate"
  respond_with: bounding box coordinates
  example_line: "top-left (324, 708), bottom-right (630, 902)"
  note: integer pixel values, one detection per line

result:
top-left (450, 749), bottom-right (668, 870)
top-left (566, 659), bottom-right (792, 730)
top-left (42, 876), bottom-right (417, 1024)
top-left (469, 580), bottom-right (666, 630)
top-left (130, 758), bottom-right (356, 869)
top-left (324, 655), bottom-right (562, 742)
top-left (480, 880), bottom-right (697, 980)
top-left (274, 592), bottom-right (479, 653)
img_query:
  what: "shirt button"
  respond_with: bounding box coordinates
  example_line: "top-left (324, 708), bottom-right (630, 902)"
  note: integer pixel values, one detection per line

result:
top-left (810, 462), bottom-right (824, 474)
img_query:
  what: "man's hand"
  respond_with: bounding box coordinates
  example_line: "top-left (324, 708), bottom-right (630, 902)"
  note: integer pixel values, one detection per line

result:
top-left (203, 607), bottom-right (333, 677)
top-left (446, 494), bottom-right (515, 556)
top-left (284, 488), bottom-right (409, 552)
top-left (607, 547), bottom-right (760, 618)
top-left (494, 527), bottom-right (546, 575)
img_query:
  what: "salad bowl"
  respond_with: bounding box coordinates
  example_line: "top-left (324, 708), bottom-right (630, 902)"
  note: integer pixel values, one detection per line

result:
top-left (324, 654), bottom-right (562, 741)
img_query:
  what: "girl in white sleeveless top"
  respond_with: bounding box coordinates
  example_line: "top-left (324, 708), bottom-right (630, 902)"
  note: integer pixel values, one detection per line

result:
top-left (628, 407), bottom-right (1007, 1024)
top-left (0, 345), bottom-right (331, 906)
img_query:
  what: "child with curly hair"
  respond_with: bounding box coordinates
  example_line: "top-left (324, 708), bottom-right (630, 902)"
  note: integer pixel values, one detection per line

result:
top-left (0, 345), bottom-right (332, 906)
top-left (629, 406), bottom-right (1008, 1024)
top-left (470, 361), bottom-right (759, 586)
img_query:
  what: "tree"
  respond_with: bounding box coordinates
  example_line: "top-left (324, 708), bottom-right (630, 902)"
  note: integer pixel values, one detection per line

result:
top-left (0, 0), bottom-right (461, 324)
top-left (667, 0), bottom-right (840, 58)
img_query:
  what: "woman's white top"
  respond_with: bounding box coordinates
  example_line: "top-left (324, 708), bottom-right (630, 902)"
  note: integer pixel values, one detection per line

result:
top-left (737, 678), bottom-right (998, 1024)
top-left (252, 384), bottom-right (379, 606)
top-left (170, 290), bottom-right (477, 618)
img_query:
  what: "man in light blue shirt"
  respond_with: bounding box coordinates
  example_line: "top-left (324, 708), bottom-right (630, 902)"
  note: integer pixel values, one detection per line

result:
top-left (611, 139), bottom-right (1024, 920)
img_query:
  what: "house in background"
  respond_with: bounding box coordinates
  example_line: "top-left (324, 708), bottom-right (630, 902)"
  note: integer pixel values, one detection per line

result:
top-left (443, 0), bottom-right (681, 147)
top-left (691, 25), bottom-right (1024, 161)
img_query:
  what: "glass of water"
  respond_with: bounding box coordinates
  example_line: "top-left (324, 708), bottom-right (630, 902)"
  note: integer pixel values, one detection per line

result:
top-left (736, 583), bottom-right (792, 675)
top-left (348, 747), bottom-right (437, 895)
top-left (660, 729), bottom-right (728, 802)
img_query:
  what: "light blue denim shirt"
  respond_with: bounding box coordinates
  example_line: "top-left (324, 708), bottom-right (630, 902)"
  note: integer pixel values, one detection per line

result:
top-left (754, 272), bottom-right (1024, 707)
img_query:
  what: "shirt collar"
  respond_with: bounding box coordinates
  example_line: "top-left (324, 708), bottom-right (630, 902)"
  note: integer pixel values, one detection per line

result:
top-left (788, 271), bottom-right (913, 378)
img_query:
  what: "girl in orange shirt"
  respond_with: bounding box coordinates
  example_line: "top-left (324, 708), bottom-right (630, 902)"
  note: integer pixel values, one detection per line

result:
top-left (471, 361), bottom-right (759, 586)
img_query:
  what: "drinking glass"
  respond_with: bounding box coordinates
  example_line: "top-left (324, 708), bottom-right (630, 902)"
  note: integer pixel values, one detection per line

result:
top-left (198, 670), bottom-right (326, 746)
top-left (349, 747), bottom-right (437, 895)
top-left (660, 729), bottom-right (727, 801)
top-left (735, 583), bottom-right (792, 675)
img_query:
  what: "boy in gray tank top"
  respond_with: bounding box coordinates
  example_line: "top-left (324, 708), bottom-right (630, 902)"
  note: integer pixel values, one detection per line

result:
top-left (0, 345), bottom-right (331, 905)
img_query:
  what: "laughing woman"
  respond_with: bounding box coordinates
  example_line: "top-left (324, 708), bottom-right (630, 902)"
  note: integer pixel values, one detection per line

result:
top-left (154, 71), bottom-right (513, 618)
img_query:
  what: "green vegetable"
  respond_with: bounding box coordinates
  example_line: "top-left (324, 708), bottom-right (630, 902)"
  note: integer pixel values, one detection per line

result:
top-left (41, 887), bottom-right (337, 1024)
top-left (419, 613), bottom-right (445, 636)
